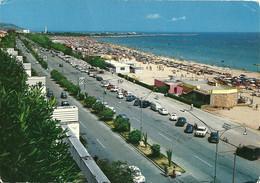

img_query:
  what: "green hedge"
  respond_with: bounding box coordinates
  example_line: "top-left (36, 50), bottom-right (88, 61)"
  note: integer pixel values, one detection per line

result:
top-left (50, 70), bottom-right (80, 96)
top-left (118, 73), bottom-right (154, 90)
top-left (20, 38), bottom-right (48, 69)
top-left (168, 93), bottom-right (201, 108)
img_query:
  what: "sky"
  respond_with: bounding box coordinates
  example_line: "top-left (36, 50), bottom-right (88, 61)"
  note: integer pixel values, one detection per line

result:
top-left (0, 0), bottom-right (259, 33)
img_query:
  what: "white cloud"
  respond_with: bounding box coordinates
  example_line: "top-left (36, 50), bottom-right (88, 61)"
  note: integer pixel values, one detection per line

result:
top-left (170, 16), bottom-right (186, 21)
top-left (146, 14), bottom-right (160, 19)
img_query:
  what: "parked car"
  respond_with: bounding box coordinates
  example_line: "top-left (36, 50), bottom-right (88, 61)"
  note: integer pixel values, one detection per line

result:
top-left (236, 145), bottom-right (260, 161)
top-left (60, 91), bottom-right (67, 99)
top-left (176, 117), bottom-right (187, 127)
top-left (169, 113), bottom-right (178, 121)
top-left (61, 101), bottom-right (70, 106)
top-left (208, 132), bottom-right (219, 143)
top-left (158, 108), bottom-right (169, 115)
top-left (116, 114), bottom-right (129, 121)
top-left (195, 126), bottom-right (208, 137)
top-left (102, 82), bottom-right (109, 87)
top-left (108, 106), bottom-right (116, 113)
top-left (96, 76), bottom-right (103, 81)
top-left (125, 91), bottom-right (132, 97)
top-left (107, 84), bottom-right (115, 89)
top-left (89, 72), bottom-right (94, 77)
top-left (150, 102), bottom-right (162, 111)
top-left (59, 63), bottom-right (63, 67)
top-left (117, 93), bottom-right (124, 99)
top-left (129, 166), bottom-right (146, 183)
top-left (110, 86), bottom-right (119, 92)
top-left (134, 99), bottom-right (141, 106)
top-left (47, 90), bottom-right (54, 98)
top-left (140, 100), bottom-right (150, 108)
top-left (184, 124), bottom-right (194, 133)
top-left (126, 95), bottom-right (136, 102)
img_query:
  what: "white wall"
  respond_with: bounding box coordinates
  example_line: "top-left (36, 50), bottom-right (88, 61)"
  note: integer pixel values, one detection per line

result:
top-left (27, 76), bottom-right (46, 93)
top-left (115, 65), bottom-right (130, 74)
top-left (23, 63), bottom-right (31, 76)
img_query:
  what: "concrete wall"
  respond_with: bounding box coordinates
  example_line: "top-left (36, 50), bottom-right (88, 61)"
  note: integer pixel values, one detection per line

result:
top-left (115, 65), bottom-right (130, 74)
top-left (53, 106), bottom-right (78, 122)
top-left (62, 127), bottom-right (111, 183)
top-left (211, 92), bottom-right (237, 107)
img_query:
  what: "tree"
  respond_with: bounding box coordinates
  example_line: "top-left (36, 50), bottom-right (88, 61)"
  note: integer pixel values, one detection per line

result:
top-left (0, 49), bottom-right (80, 182)
top-left (142, 132), bottom-right (148, 148)
top-left (129, 129), bottom-right (141, 144)
top-left (84, 96), bottom-right (96, 108)
top-left (114, 117), bottom-right (130, 132)
top-left (96, 160), bottom-right (133, 183)
top-left (78, 93), bottom-right (85, 100)
top-left (92, 102), bottom-right (104, 114)
top-left (166, 149), bottom-right (173, 167)
top-left (99, 108), bottom-right (114, 121)
top-left (151, 144), bottom-right (161, 158)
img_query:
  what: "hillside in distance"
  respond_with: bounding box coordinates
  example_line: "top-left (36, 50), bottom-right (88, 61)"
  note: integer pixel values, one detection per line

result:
top-left (0, 23), bottom-right (23, 30)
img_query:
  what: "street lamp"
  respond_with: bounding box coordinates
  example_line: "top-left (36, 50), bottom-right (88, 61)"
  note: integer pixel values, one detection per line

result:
top-left (181, 109), bottom-right (247, 183)
top-left (213, 124), bottom-right (247, 183)
top-left (140, 88), bottom-right (156, 133)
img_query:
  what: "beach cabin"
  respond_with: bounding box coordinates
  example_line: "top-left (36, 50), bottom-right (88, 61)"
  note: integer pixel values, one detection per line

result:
top-left (154, 78), bottom-right (183, 95)
top-left (105, 60), bottom-right (130, 74)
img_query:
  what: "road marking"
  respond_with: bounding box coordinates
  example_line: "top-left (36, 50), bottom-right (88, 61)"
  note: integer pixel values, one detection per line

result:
top-left (114, 106), bottom-right (121, 111)
top-left (158, 133), bottom-right (172, 141)
top-left (133, 117), bottom-right (141, 123)
top-left (194, 155), bottom-right (213, 167)
top-left (80, 122), bottom-right (86, 128)
top-left (96, 139), bottom-right (105, 148)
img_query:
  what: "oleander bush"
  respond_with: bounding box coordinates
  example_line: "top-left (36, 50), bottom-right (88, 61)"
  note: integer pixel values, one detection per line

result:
top-left (114, 117), bottom-right (130, 132)
top-left (151, 144), bottom-right (161, 158)
top-left (129, 129), bottom-right (142, 144)
top-left (99, 108), bottom-right (114, 121)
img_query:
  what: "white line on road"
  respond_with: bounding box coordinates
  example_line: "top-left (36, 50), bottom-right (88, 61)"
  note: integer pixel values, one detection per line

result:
top-left (158, 133), bottom-right (172, 141)
top-left (114, 106), bottom-right (121, 111)
top-left (133, 117), bottom-right (141, 123)
top-left (96, 139), bottom-right (105, 148)
top-left (80, 122), bottom-right (86, 128)
top-left (194, 155), bottom-right (213, 167)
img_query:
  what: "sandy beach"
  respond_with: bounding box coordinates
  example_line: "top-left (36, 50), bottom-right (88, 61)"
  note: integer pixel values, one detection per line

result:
top-left (52, 36), bottom-right (260, 130)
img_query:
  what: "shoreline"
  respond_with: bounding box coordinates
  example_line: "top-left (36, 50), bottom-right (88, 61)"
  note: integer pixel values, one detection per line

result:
top-left (91, 38), bottom-right (260, 80)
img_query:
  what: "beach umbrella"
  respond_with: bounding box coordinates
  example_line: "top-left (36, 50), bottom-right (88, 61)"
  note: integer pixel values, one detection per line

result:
top-left (251, 84), bottom-right (256, 87)
top-left (238, 86), bottom-right (246, 89)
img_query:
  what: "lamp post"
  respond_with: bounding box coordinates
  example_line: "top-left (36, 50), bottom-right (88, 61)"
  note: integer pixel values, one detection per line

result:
top-left (140, 88), bottom-right (156, 133)
top-left (180, 109), bottom-right (247, 183)
top-left (213, 124), bottom-right (247, 183)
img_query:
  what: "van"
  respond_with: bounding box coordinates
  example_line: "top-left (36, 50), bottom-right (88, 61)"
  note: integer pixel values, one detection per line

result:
top-left (236, 145), bottom-right (260, 161)
top-left (150, 102), bottom-right (161, 111)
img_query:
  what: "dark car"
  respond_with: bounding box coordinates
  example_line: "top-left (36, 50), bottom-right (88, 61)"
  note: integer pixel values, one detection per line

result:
top-left (134, 99), bottom-right (141, 106)
top-left (61, 101), bottom-right (70, 106)
top-left (116, 114), bottom-right (129, 121)
top-left (236, 145), bottom-right (260, 161)
top-left (175, 117), bottom-right (186, 127)
top-left (47, 90), bottom-right (54, 98)
top-left (184, 124), bottom-right (194, 133)
top-left (60, 91), bottom-right (67, 99)
top-left (208, 132), bottom-right (219, 143)
top-left (96, 76), bottom-right (103, 81)
top-left (59, 63), bottom-right (63, 67)
top-left (126, 95), bottom-right (136, 102)
top-left (140, 100), bottom-right (150, 108)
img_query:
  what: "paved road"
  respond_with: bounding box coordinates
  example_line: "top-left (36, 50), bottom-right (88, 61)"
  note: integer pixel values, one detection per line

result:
top-left (17, 38), bottom-right (260, 183)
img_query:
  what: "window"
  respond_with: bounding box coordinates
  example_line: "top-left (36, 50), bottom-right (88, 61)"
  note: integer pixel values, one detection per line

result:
top-left (120, 67), bottom-right (125, 70)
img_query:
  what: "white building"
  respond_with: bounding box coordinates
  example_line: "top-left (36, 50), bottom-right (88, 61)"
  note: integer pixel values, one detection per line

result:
top-left (16, 55), bottom-right (23, 62)
top-left (52, 106), bottom-right (79, 140)
top-left (23, 29), bottom-right (30, 34)
top-left (27, 76), bottom-right (46, 94)
top-left (23, 63), bottom-right (31, 76)
top-left (105, 60), bottom-right (130, 74)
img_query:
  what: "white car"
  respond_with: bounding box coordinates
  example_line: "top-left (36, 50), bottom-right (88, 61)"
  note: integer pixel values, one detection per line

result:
top-left (117, 93), bottom-right (124, 99)
top-left (169, 113), bottom-right (178, 121)
top-left (110, 87), bottom-right (119, 92)
top-left (101, 102), bottom-right (109, 108)
top-left (195, 126), bottom-right (208, 137)
top-left (108, 106), bottom-right (116, 113)
top-left (129, 166), bottom-right (146, 183)
top-left (158, 108), bottom-right (168, 115)
top-left (102, 82), bottom-right (109, 87)
top-left (89, 72), bottom-right (94, 77)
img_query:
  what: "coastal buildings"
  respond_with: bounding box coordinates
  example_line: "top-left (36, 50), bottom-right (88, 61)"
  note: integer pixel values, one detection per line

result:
top-left (105, 60), bottom-right (130, 74)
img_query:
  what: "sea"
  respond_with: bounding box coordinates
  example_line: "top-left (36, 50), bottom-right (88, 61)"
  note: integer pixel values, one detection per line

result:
top-left (93, 32), bottom-right (260, 73)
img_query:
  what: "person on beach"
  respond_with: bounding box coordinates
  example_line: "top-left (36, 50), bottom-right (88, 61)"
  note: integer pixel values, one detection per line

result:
top-left (256, 104), bottom-right (258, 110)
